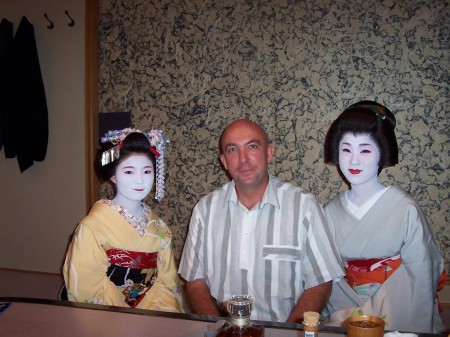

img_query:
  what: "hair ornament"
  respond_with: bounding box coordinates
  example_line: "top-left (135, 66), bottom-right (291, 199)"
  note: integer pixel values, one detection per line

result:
top-left (369, 105), bottom-right (386, 120)
top-left (101, 145), bottom-right (120, 166)
top-left (101, 128), bottom-right (169, 202)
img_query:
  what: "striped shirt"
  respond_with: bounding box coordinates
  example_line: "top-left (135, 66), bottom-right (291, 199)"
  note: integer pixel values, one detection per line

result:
top-left (179, 175), bottom-right (344, 322)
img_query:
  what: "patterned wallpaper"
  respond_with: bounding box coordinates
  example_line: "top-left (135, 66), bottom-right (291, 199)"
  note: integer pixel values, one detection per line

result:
top-left (98, 0), bottom-right (449, 272)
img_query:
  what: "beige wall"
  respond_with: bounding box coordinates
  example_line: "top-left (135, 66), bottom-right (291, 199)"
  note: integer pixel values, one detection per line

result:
top-left (98, 0), bottom-right (448, 274)
top-left (0, 0), bottom-right (86, 273)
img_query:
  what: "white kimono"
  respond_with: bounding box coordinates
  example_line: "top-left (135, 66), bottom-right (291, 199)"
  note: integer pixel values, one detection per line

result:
top-left (323, 186), bottom-right (445, 333)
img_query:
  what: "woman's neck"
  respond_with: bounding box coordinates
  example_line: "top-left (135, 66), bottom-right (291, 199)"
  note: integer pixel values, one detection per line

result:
top-left (348, 180), bottom-right (385, 207)
top-left (112, 195), bottom-right (143, 218)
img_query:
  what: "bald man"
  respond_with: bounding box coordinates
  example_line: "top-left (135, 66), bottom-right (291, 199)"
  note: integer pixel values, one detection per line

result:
top-left (179, 119), bottom-right (344, 323)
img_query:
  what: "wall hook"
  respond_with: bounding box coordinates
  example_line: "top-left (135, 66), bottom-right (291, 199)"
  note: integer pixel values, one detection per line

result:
top-left (43, 13), bottom-right (54, 29)
top-left (65, 10), bottom-right (75, 27)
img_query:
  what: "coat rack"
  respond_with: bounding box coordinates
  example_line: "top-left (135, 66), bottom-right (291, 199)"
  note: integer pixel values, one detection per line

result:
top-left (43, 10), bottom-right (75, 29)
top-left (43, 13), bottom-right (54, 29)
top-left (65, 10), bottom-right (75, 27)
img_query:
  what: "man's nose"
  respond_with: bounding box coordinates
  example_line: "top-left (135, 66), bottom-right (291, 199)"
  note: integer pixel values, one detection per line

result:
top-left (239, 149), bottom-right (248, 163)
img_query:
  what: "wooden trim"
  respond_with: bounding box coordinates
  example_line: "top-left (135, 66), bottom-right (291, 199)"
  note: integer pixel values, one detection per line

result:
top-left (0, 267), bottom-right (62, 277)
top-left (85, 0), bottom-right (100, 211)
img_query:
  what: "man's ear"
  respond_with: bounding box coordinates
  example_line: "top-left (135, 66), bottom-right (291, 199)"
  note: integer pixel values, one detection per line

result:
top-left (219, 154), bottom-right (228, 170)
top-left (267, 144), bottom-right (275, 164)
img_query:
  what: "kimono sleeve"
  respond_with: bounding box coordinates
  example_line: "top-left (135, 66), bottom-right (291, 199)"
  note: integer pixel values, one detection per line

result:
top-left (63, 223), bottom-right (125, 306)
top-left (138, 219), bottom-right (183, 312)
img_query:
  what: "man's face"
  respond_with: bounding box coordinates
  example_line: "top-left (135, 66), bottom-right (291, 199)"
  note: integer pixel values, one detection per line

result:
top-left (111, 154), bottom-right (154, 203)
top-left (219, 120), bottom-right (274, 191)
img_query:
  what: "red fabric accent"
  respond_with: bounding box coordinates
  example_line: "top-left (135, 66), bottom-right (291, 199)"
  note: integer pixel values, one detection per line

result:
top-left (106, 249), bottom-right (157, 269)
top-left (150, 146), bottom-right (160, 157)
top-left (437, 270), bottom-right (447, 313)
top-left (346, 256), bottom-right (399, 272)
top-left (438, 270), bottom-right (447, 292)
top-left (345, 256), bottom-right (401, 287)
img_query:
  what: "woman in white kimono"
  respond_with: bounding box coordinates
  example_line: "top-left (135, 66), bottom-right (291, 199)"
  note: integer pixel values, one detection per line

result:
top-left (64, 128), bottom-right (183, 312)
top-left (322, 101), bottom-right (446, 333)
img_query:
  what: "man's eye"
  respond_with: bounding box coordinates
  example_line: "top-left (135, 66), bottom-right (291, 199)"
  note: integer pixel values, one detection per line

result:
top-left (249, 144), bottom-right (258, 149)
top-left (227, 147), bottom-right (237, 153)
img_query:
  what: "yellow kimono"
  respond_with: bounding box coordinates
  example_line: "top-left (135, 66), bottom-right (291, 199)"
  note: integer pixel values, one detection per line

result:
top-left (63, 200), bottom-right (183, 312)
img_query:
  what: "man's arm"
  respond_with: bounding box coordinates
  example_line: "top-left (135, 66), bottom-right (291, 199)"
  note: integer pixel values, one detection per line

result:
top-left (286, 281), bottom-right (332, 323)
top-left (184, 278), bottom-right (223, 316)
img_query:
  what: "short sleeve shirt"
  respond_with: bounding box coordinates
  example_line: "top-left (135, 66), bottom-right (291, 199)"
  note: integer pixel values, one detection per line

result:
top-left (178, 175), bottom-right (344, 322)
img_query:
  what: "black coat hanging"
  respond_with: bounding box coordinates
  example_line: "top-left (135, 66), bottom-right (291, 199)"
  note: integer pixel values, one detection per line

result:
top-left (2, 16), bottom-right (49, 173)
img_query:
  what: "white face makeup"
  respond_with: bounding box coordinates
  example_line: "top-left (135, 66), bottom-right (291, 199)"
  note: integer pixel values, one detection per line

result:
top-left (338, 133), bottom-right (381, 188)
top-left (111, 154), bottom-right (154, 204)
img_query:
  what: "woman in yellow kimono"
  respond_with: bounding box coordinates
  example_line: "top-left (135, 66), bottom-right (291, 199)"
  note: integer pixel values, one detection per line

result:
top-left (63, 128), bottom-right (183, 312)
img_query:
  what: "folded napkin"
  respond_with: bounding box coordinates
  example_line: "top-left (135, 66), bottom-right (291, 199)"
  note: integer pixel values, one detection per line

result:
top-left (384, 332), bottom-right (418, 337)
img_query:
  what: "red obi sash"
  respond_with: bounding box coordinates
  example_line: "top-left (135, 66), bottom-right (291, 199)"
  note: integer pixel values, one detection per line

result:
top-left (345, 255), bottom-right (447, 312)
top-left (106, 249), bottom-right (157, 269)
top-left (344, 254), bottom-right (401, 288)
top-left (437, 271), bottom-right (447, 312)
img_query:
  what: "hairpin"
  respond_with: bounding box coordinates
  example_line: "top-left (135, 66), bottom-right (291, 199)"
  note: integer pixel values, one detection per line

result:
top-left (369, 105), bottom-right (386, 120)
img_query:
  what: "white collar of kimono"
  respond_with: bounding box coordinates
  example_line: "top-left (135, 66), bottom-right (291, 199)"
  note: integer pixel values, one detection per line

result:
top-left (345, 186), bottom-right (391, 219)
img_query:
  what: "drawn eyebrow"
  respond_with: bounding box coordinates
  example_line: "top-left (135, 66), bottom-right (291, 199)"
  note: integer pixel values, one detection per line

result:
top-left (341, 142), bottom-right (373, 147)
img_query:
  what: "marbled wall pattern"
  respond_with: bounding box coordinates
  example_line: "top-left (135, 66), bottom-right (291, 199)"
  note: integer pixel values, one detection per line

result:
top-left (98, 0), bottom-right (449, 272)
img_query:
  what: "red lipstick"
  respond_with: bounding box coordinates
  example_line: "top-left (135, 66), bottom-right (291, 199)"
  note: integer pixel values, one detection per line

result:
top-left (349, 169), bottom-right (362, 175)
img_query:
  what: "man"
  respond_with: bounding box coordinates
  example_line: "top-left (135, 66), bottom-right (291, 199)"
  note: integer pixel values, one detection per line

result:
top-left (178, 119), bottom-right (344, 323)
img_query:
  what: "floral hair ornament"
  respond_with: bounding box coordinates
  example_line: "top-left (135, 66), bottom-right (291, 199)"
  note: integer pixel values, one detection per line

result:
top-left (101, 128), bottom-right (169, 202)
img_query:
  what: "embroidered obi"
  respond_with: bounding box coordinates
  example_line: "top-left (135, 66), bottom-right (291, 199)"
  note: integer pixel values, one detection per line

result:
top-left (105, 248), bottom-right (158, 307)
top-left (344, 254), bottom-right (401, 297)
top-left (106, 248), bottom-right (157, 269)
